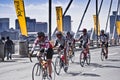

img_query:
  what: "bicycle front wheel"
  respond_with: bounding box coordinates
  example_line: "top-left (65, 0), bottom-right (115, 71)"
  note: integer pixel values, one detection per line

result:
top-left (101, 50), bottom-right (105, 61)
top-left (32, 63), bottom-right (42, 80)
top-left (54, 56), bottom-right (62, 75)
top-left (70, 52), bottom-right (75, 63)
top-left (86, 52), bottom-right (91, 65)
top-left (80, 52), bottom-right (85, 67)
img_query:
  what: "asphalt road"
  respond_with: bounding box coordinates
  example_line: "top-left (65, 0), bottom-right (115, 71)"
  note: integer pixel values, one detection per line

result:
top-left (0, 46), bottom-right (120, 80)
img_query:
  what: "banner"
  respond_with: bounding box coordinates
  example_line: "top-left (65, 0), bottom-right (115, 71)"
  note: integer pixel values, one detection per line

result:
top-left (14, 0), bottom-right (28, 36)
top-left (116, 21), bottom-right (120, 35)
top-left (56, 6), bottom-right (63, 32)
top-left (93, 15), bottom-right (100, 36)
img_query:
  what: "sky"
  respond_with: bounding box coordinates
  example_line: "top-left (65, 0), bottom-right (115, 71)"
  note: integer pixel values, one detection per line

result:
top-left (0, 0), bottom-right (118, 33)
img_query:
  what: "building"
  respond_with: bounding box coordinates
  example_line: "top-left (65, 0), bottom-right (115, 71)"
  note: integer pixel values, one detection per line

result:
top-left (0, 18), bottom-right (9, 32)
top-left (15, 17), bottom-right (36, 32)
top-left (110, 11), bottom-right (120, 39)
top-left (63, 15), bottom-right (71, 32)
top-left (35, 22), bottom-right (47, 33)
top-left (1, 28), bottom-right (19, 40)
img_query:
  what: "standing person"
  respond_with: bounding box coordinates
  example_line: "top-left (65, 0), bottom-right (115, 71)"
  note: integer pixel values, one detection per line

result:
top-left (0, 37), bottom-right (5, 44)
top-left (5, 36), bottom-right (14, 60)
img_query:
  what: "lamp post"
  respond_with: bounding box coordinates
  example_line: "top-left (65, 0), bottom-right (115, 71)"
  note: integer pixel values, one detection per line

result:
top-left (49, 0), bottom-right (52, 40)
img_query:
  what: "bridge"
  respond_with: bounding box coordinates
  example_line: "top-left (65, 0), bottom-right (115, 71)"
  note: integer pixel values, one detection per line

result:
top-left (0, 0), bottom-right (120, 80)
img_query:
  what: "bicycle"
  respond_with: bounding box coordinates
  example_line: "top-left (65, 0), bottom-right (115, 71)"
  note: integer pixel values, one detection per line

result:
top-left (79, 46), bottom-right (90, 67)
top-left (101, 43), bottom-right (107, 61)
top-left (54, 49), bottom-right (69, 75)
top-left (66, 42), bottom-right (75, 63)
top-left (32, 50), bottom-right (55, 80)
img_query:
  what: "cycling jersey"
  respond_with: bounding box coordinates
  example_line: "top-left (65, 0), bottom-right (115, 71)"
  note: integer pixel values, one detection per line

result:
top-left (31, 38), bottom-right (53, 59)
top-left (54, 36), bottom-right (66, 48)
top-left (79, 33), bottom-right (90, 48)
top-left (100, 34), bottom-right (108, 43)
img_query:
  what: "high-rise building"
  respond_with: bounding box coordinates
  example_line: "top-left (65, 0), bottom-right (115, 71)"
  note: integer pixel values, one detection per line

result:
top-left (63, 15), bottom-right (71, 32)
top-left (110, 11), bottom-right (120, 39)
top-left (15, 17), bottom-right (36, 32)
top-left (35, 22), bottom-right (47, 33)
top-left (0, 18), bottom-right (9, 32)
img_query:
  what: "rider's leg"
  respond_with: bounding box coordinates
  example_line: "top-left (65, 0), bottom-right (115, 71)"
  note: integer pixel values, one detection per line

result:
top-left (46, 48), bottom-right (53, 77)
top-left (47, 59), bottom-right (52, 77)
top-left (64, 48), bottom-right (68, 65)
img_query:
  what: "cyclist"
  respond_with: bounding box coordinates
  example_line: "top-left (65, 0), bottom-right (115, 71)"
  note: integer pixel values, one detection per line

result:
top-left (54, 31), bottom-right (68, 71)
top-left (66, 31), bottom-right (75, 55)
top-left (99, 30), bottom-right (108, 59)
top-left (29, 32), bottom-right (53, 79)
top-left (77, 28), bottom-right (90, 53)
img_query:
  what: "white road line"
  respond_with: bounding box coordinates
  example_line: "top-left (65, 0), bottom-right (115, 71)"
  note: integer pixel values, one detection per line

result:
top-left (108, 52), bottom-right (119, 56)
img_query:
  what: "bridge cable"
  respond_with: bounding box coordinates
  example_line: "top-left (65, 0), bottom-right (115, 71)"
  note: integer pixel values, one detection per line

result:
top-left (105, 0), bottom-right (113, 33)
top-left (76, 0), bottom-right (91, 33)
top-left (112, 0), bottom-right (120, 39)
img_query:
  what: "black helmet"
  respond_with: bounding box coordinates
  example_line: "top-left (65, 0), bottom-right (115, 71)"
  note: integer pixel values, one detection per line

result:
top-left (56, 31), bottom-right (62, 35)
top-left (67, 31), bottom-right (70, 35)
top-left (83, 28), bottom-right (87, 32)
top-left (37, 32), bottom-right (45, 37)
top-left (101, 29), bottom-right (104, 33)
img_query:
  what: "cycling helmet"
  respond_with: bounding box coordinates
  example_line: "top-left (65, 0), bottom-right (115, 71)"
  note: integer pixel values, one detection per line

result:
top-left (56, 31), bottom-right (62, 35)
top-left (37, 32), bottom-right (45, 37)
top-left (82, 28), bottom-right (87, 32)
top-left (101, 29), bottom-right (104, 33)
top-left (67, 31), bottom-right (70, 35)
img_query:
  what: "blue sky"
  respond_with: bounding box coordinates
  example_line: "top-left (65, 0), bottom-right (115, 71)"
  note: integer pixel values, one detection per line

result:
top-left (0, 0), bottom-right (118, 33)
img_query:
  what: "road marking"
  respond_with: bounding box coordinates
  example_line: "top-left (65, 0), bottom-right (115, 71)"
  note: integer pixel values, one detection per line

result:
top-left (91, 68), bottom-right (97, 71)
top-left (108, 52), bottom-right (118, 56)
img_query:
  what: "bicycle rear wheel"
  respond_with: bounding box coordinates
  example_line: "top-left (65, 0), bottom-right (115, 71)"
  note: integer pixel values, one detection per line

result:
top-left (32, 63), bottom-right (42, 80)
top-left (54, 56), bottom-right (62, 75)
top-left (80, 52), bottom-right (85, 67)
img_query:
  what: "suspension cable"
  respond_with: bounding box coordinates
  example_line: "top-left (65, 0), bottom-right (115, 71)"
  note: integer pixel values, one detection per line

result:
top-left (112, 0), bottom-right (120, 39)
top-left (105, 0), bottom-right (113, 33)
top-left (76, 0), bottom-right (91, 33)
top-left (98, 0), bottom-right (104, 15)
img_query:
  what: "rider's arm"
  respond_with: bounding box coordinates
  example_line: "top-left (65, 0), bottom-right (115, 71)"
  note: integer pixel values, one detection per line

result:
top-left (31, 38), bottom-right (38, 53)
top-left (54, 40), bottom-right (58, 47)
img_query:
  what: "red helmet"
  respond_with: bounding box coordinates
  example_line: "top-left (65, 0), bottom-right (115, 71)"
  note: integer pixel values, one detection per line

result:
top-left (82, 28), bottom-right (87, 32)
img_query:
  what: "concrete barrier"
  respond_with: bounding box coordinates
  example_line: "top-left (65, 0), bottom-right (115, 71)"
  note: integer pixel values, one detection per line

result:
top-left (19, 41), bottom-right (29, 57)
top-left (0, 43), bottom-right (5, 61)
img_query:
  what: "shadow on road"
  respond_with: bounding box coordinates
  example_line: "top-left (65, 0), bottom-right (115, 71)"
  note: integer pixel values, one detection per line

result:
top-left (107, 59), bottom-right (120, 62)
top-left (89, 63), bottom-right (103, 68)
top-left (67, 71), bottom-right (82, 76)
top-left (81, 73), bottom-right (101, 77)
top-left (103, 65), bottom-right (120, 69)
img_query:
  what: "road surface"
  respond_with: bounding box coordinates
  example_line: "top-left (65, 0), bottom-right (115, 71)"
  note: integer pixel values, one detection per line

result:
top-left (0, 46), bottom-right (120, 80)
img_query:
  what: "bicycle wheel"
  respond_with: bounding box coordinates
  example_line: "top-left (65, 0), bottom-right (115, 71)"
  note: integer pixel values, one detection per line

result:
top-left (101, 50), bottom-right (105, 61)
top-left (54, 56), bottom-right (62, 75)
top-left (51, 62), bottom-right (56, 80)
top-left (70, 51), bottom-right (75, 63)
top-left (32, 63), bottom-right (42, 80)
top-left (86, 52), bottom-right (91, 65)
top-left (80, 52), bottom-right (85, 67)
